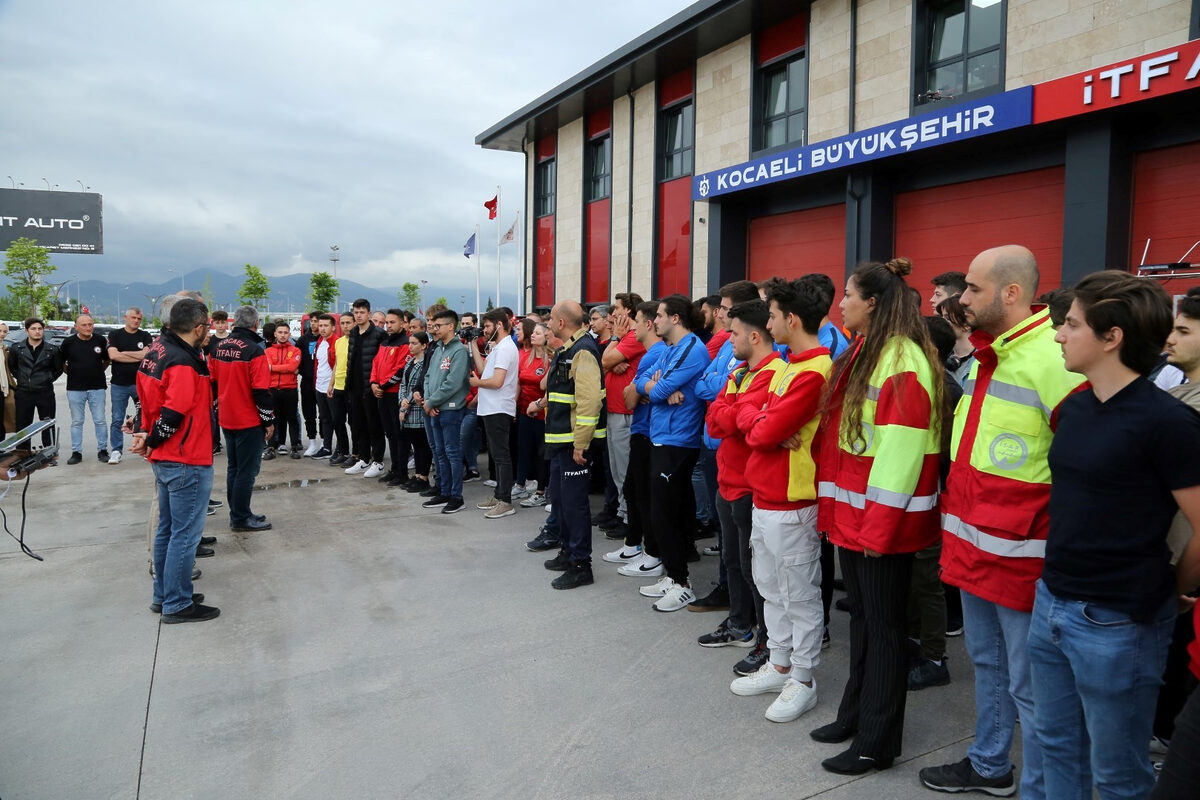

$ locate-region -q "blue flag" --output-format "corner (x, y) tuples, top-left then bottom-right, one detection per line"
(463, 233), (476, 258)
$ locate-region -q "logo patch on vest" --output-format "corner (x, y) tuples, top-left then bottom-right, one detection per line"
(989, 433), (1029, 470)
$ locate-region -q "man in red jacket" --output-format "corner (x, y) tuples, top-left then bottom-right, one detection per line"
(133, 297), (220, 623)
(209, 306), (275, 533)
(370, 309), (410, 485)
(265, 321), (302, 458)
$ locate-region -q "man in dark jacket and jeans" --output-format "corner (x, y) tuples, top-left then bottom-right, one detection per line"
(8, 317), (62, 448)
(344, 298), (386, 475)
(209, 306), (274, 533)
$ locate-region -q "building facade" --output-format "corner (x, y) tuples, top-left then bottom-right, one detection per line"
(477, 0), (1200, 316)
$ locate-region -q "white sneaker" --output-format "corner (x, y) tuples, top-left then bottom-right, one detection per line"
(618, 555), (664, 578)
(303, 440), (321, 457)
(765, 678), (818, 723)
(730, 663), (791, 696)
(363, 462), (385, 478)
(108, 450), (122, 464)
(483, 478), (497, 488)
(407, 456), (416, 470)
(639, 576), (675, 597)
(344, 459), (369, 475)
(511, 484), (530, 500)
(602, 545), (643, 564)
(277, 445), (289, 454)
(544, 503), (552, 513)
(653, 582), (696, 612)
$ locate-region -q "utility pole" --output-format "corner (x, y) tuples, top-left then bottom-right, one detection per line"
(329, 245), (340, 313)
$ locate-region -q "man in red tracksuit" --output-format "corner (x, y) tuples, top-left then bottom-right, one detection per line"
(209, 306), (274, 533)
(133, 297), (220, 623)
(265, 323), (302, 458)
(369, 309), (411, 486)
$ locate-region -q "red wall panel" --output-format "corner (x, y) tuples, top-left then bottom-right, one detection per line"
(660, 67), (694, 107)
(748, 203), (847, 323)
(1131, 141), (1200, 299)
(585, 198), (611, 304)
(894, 167), (1066, 297)
(536, 215), (555, 307)
(536, 136), (556, 161)
(657, 178), (692, 297)
(587, 109), (611, 139)
(759, 13), (807, 64)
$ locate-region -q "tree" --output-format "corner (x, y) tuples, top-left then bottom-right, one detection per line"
(308, 271), (339, 312)
(237, 263), (270, 310)
(201, 272), (214, 309)
(399, 281), (422, 312)
(2, 237), (55, 316)
(434, 296), (448, 308)
(485, 297), (495, 311)
(0, 293), (30, 320)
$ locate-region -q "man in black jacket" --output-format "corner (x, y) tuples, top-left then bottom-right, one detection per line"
(296, 314), (320, 455)
(344, 298), (386, 474)
(8, 318), (62, 447)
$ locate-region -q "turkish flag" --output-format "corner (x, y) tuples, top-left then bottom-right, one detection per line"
(484, 195), (497, 219)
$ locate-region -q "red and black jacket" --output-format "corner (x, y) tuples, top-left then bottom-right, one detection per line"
(370, 331), (410, 394)
(209, 326), (274, 431)
(136, 329), (213, 466)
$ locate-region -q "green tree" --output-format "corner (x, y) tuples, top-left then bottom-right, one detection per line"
(434, 296), (448, 308)
(485, 297), (495, 311)
(308, 271), (339, 312)
(0, 293), (30, 320)
(399, 281), (422, 312)
(237, 263), (270, 310)
(2, 237), (55, 316)
(201, 272), (214, 309)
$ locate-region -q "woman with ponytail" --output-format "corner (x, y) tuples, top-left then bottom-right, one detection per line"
(809, 257), (945, 775)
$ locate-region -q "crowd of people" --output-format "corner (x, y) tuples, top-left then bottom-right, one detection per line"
(94, 241), (1200, 798)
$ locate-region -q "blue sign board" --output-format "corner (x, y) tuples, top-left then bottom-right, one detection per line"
(692, 86), (1034, 201)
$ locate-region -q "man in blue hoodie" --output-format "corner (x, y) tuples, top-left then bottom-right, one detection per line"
(633, 293), (712, 613)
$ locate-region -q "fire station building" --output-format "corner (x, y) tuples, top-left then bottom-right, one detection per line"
(476, 0), (1200, 315)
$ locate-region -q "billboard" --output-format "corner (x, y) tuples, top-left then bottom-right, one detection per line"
(0, 188), (103, 254)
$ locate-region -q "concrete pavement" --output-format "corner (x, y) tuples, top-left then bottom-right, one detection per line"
(0, 384), (991, 799)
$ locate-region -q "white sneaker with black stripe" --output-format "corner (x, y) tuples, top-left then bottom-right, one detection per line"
(603, 545), (643, 564)
(618, 554), (664, 578)
(653, 582), (696, 612)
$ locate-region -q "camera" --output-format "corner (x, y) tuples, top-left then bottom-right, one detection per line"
(458, 326), (481, 341)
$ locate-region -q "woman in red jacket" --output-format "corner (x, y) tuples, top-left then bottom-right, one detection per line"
(810, 258), (945, 775)
(264, 321), (302, 459)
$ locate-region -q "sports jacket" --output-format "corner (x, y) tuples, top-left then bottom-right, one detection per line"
(209, 326), (274, 431)
(136, 329), (213, 465)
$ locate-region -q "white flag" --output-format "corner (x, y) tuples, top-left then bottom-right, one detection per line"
(499, 217), (518, 245)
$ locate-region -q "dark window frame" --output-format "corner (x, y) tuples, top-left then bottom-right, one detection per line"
(534, 158), (556, 218)
(912, 0), (1007, 111)
(753, 49), (808, 154)
(585, 135), (611, 202)
(658, 100), (694, 182)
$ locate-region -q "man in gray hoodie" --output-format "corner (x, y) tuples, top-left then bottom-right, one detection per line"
(422, 308), (471, 514)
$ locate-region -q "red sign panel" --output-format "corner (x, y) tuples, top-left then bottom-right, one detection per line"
(1034, 38), (1200, 123)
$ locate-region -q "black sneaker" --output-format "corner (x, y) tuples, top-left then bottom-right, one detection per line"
(603, 522), (628, 540)
(208, 499), (223, 508)
(66, 452), (83, 465)
(463, 469), (481, 482)
(693, 518), (720, 540)
(526, 528), (561, 552)
(591, 510), (617, 527)
(544, 551), (571, 571)
(919, 757), (1015, 797)
(200, 535), (217, 545)
(421, 495), (450, 508)
(440, 498), (465, 514)
(387, 476), (407, 487)
(698, 620), (754, 648)
(97, 449), (109, 462)
(289, 450), (302, 459)
(161, 602), (221, 624)
(206, 505), (217, 516)
(195, 545), (214, 558)
(150, 592), (204, 614)
(262, 449), (276, 461)
(734, 641), (769, 676)
(311, 447), (332, 459)
(822, 626), (831, 649)
(329, 453), (347, 467)
(946, 616), (965, 637)
(687, 584), (730, 612)
(908, 657), (951, 691)
(419, 486), (441, 498)
(406, 478), (430, 493)
(551, 562), (594, 589)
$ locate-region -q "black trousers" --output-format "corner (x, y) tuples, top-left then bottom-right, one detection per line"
(481, 413), (513, 503)
(403, 425), (432, 477)
(325, 389), (349, 455)
(549, 448), (592, 564)
(378, 393), (405, 477)
(835, 546), (914, 760)
(300, 378), (317, 439)
(622, 433), (656, 554)
(269, 388), (300, 449)
(347, 384), (384, 464)
(1151, 675), (1200, 800)
(821, 535), (835, 627)
(15, 386), (55, 447)
(650, 444), (699, 586)
(716, 492), (763, 637)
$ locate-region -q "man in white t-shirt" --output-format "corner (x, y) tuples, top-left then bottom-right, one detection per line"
(470, 308), (520, 519)
(310, 314), (337, 459)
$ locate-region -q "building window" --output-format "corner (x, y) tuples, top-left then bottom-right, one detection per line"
(535, 158), (556, 217)
(660, 102), (693, 181)
(918, 0), (1004, 105)
(758, 53), (807, 151)
(586, 136), (611, 201)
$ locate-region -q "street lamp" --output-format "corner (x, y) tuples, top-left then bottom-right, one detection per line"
(116, 285), (129, 320)
(41, 178), (49, 190)
(420, 279), (428, 312)
(329, 244), (340, 312)
(6, 176), (14, 189)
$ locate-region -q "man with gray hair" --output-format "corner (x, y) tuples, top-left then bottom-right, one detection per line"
(106, 306), (154, 464)
(60, 313), (109, 464)
(209, 305), (274, 533)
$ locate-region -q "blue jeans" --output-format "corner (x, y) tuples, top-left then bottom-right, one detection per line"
(1028, 580), (1175, 800)
(424, 414), (438, 491)
(223, 426), (264, 526)
(431, 408), (464, 500)
(67, 389), (107, 454)
(691, 447), (718, 524)
(151, 461), (214, 614)
(460, 405), (481, 473)
(109, 383), (138, 452)
(961, 588), (1044, 799)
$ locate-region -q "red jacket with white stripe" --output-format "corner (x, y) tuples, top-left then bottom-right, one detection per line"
(939, 309), (1086, 612)
(136, 329), (213, 465)
(704, 351), (782, 502)
(370, 332), (410, 394)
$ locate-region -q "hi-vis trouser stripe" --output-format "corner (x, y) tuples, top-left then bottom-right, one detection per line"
(817, 481), (937, 512)
(942, 513), (1046, 559)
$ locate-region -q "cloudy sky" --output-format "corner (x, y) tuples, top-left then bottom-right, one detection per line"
(1, 0), (689, 309)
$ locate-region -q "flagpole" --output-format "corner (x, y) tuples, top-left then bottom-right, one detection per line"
(517, 210), (524, 316)
(474, 223), (481, 317)
(495, 185), (502, 312)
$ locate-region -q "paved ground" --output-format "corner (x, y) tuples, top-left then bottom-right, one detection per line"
(0, 383), (993, 799)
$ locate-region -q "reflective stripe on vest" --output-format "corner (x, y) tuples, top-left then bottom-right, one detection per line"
(943, 513), (1046, 559)
(818, 481), (937, 512)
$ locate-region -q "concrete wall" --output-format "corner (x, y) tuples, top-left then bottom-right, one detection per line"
(852, 0), (913, 131)
(693, 35), (753, 293)
(809, 0), (853, 143)
(629, 82), (657, 299)
(610, 94), (632, 294)
(1007, 0), (1192, 86)
(554, 118), (584, 302)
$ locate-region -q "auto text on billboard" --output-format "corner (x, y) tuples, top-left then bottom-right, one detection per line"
(0, 189), (104, 254)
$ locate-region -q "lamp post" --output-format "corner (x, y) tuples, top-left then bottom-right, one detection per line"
(41, 178), (49, 190)
(329, 245), (340, 313)
(116, 285), (129, 321)
(420, 279), (428, 313)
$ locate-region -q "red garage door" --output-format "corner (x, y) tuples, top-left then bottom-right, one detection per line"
(1131, 141), (1200, 303)
(748, 203), (847, 322)
(894, 167), (1065, 299)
